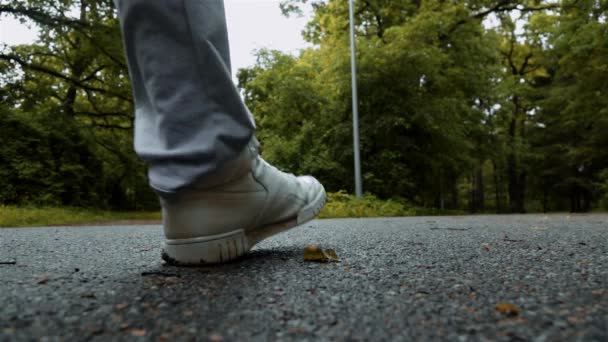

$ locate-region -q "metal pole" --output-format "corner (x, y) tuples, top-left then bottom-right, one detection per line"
(349, 0), (363, 198)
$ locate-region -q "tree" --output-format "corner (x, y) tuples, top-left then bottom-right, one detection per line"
(532, 0), (608, 211)
(2, 0), (607, 213)
(0, 0), (157, 209)
(242, 0), (502, 208)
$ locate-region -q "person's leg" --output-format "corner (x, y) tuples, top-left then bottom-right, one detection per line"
(114, 0), (255, 194)
(115, 0), (326, 265)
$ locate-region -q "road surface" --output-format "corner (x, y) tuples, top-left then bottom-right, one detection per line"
(1, 215), (606, 341)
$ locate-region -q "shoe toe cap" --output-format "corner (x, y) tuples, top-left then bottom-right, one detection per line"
(297, 175), (325, 199)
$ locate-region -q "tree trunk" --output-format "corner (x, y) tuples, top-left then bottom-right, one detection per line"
(570, 190), (580, 213)
(62, 0), (89, 118)
(476, 161), (484, 212)
(439, 174), (445, 210)
(470, 163), (485, 213)
(507, 95), (526, 213)
(492, 159), (501, 213)
(451, 177), (459, 210)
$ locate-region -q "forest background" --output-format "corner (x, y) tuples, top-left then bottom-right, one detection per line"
(1, 0), (607, 215)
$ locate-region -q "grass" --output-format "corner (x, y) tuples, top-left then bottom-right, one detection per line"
(0, 205), (160, 228)
(1, 191), (452, 228)
(318, 191), (416, 218)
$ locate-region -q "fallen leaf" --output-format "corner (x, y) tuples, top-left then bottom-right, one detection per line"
(130, 329), (146, 337)
(323, 249), (340, 262)
(88, 326), (104, 335)
(209, 333), (223, 342)
(34, 273), (50, 285)
(567, 316), (583, 324)
(115, 303), (128, 311)
(303, 245), (341, 263)
(304, 245), (326, 261)
(288, 327), (307, 334)
(495, 302), (520, 317)
(159, 333), (172, 341)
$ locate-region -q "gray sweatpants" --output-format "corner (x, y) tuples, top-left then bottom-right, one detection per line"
(114, 0), (255, 194)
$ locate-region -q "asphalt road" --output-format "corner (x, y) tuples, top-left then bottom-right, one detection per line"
(1, 215), (606, 341)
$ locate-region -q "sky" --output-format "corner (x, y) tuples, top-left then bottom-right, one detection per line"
(0, 0), (312, 77)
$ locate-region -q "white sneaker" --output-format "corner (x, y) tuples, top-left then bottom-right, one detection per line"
(160, 140), (326, 265)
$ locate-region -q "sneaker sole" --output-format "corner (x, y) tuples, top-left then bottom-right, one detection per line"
(162, 187), (326, 266)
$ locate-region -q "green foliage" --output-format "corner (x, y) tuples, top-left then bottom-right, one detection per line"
(0, 205), (160, 228)
(243, 0), (608, 213)
(319, 191), (415, 218)
(243, 0), (500, 207)
(0, 108), (104, 206)
(525, 0), (608, 212)
(0, 0), (158, 210)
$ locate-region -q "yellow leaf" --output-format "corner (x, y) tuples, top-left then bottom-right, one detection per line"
(495, 302), (520, 317)
(304, 245), (326, 261)
(130, 329), (146, 337)
(322, 248), (341, 262)
(115, 303), (128, 311)
(303, 245), (340, 263)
